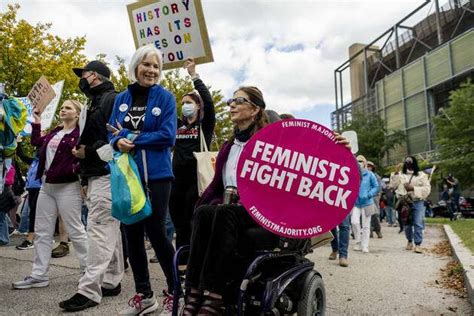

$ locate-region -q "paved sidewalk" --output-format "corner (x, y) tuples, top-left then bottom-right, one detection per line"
(309, 223), (473, 315)
(0, 224), (472, 315)
(0, 236), (168, 315)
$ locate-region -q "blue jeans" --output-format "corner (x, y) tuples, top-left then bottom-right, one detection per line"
(0, 212), (10, 245)
(404, 200), (425, 245)
(18, 198), (30, 234)
(330, 213), (351, 258)
(385, 206), (395, 225)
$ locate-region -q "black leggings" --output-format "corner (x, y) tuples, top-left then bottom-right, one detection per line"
(185, 204), (259, 295)
(124, 179), (175, 295)
(169, 172), (198, 250)
(27, 188), (40, 233)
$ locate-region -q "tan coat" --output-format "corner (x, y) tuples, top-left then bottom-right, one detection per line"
(389, 172), (431, 201)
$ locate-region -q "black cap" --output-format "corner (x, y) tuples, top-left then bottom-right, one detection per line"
(73, 60), (111, 79)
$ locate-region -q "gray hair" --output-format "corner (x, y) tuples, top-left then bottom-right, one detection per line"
(128, 44), (163, 83)
(95, 73), (110, 83)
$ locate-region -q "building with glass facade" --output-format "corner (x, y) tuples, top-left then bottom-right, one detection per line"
(331, 0), (473, 165)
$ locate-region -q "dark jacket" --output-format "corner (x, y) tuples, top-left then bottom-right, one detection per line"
(197, 141), (233, 206)
(78, 81), (117, 181)
(31, 123), (80, 184)
(173, 78), (216, 170)
(16, 144), (41, 189)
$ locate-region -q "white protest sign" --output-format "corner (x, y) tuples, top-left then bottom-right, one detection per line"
(341, 130), (358, 154)
(27, 76), (56, 113)
(78, 103), (87, 136)
(41, 80), (64, 130)
(20, 80), (64, 135)
(127, 0), (213, 70)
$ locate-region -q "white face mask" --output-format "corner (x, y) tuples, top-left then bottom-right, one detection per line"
(182, 102), (197, 118)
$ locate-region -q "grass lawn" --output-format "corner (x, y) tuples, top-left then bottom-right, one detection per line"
(426, 217), (474, 253)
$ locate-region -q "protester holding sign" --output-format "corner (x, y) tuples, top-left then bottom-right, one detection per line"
(389, 156), (431, 254)
(108, 44), (177, 315)
(182, 86), (351, 315)
(169, 58), (215, 250)
(60, 60), (124, 313)
(351, 155), (379, 254)
(12, 100), (88, 290)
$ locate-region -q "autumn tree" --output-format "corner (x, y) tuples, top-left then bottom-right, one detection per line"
(0, 4), (89, 166)
(110, 56), (130, 93)
(0, 4), (87, 99)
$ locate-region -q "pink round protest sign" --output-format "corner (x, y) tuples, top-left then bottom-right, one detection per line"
(237, 119), (360, 238)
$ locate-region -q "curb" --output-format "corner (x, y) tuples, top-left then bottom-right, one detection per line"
(443, 224), (474, 305)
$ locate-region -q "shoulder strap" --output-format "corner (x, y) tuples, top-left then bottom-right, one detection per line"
(141, 149), (149, 197)
(408, 174), (414, 184)
(199, 127), (208, 152)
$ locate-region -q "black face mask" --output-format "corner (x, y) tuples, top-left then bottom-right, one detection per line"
(405, 162), (414, 169)
(235, 124), (255, 142)
(79, 77), (92, 97)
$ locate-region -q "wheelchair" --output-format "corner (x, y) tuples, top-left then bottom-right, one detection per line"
(171, 226), (329, 316)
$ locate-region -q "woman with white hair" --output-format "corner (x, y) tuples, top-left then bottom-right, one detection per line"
(108, 44), (177, 315)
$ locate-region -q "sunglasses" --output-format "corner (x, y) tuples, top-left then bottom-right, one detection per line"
(226, 97), (257, 107)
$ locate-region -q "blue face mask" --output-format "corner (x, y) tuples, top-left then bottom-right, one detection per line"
(182, 102), (197, 118)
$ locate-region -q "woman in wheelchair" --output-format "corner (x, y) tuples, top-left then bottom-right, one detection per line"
(182, 86), (267, 315)
(182, 86), (350, 315)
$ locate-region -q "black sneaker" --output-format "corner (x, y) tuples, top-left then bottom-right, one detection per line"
(59, 293), (98, 311)
(101, 283), (121, 297)
(16, 240), (34, 250)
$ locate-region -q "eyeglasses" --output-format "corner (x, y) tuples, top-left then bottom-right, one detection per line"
(226, 97), (257, 107)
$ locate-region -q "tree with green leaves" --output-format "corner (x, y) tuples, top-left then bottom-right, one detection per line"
(434, 80), (474, 187)
(0, 4), (88, 168)
(0, 4), (87, 99)
(342, 110), (405, 173)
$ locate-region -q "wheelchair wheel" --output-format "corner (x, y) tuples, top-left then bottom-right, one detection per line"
(297, 273), (325, 316)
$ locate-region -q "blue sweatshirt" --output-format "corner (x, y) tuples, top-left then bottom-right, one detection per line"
(355, 169), (379, 207)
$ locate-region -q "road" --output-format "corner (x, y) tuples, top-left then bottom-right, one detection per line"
(0, 223), (472, 315)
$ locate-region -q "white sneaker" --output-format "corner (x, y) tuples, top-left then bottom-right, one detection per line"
(362, 248), (369, 253)
(353, 244), (361, 251)
(9, 229), (20, 237)
(12, 276), (49, 289)
(159, 292), (183, 316)
(120, 293), (159, 315)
